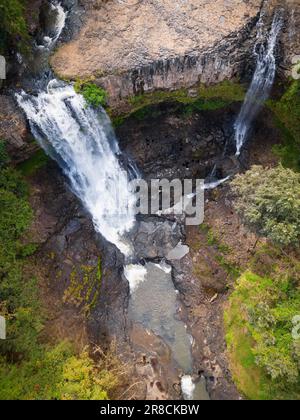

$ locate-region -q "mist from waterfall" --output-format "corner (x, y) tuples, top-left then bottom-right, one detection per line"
(16, 81), (137, 255)
(234, 9), (283, 156)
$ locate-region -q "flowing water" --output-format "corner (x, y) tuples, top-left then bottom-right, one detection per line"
(17, 81), (137, 255)
(234, 9), (283, 156)
(14, 0), (240, 400)
(37, 0), (67, 49)
(124, 261), (210, 400)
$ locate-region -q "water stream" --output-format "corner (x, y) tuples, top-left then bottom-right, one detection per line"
(14, 0), (281, 401)
(234, 8), (283, 155)
(17, 81), (137, 256)
(16, 0), (208, 399)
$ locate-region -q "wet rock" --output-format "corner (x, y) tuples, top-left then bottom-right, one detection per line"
(117, 104), (236, 181)
(130, 218), (182, 261)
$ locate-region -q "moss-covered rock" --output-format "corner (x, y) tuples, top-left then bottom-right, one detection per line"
(108, 81), (245, 127)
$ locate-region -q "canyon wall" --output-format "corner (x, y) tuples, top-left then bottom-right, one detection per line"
(51, 0), (263, 105)
(51, 0), (300, 108)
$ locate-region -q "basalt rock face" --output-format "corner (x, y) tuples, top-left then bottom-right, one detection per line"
(258, 0), (300, 78)
(51, 0), (263, 107)
(116, 103), (238, 181)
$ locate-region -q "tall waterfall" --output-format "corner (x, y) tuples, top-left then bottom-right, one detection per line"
(16, 81), (137, 255)
(234, 9), (283, 156)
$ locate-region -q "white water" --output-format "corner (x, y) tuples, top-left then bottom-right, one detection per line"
(181, 375), (196, 400)
(16, 81), (137, 255)
(36, 1), (67, 49)
(50, 1), (67, 45)
(234, 9), (283, 155)
(124, 264), (147, 292)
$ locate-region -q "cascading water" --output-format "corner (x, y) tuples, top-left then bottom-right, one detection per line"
(15, 0), (212, 400)
(234, 9), (283, 156)
(39, 1), (67, 48)
(17, 81), (137, 255)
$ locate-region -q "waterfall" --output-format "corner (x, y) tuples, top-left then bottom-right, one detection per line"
(16, 81), (137, 255)
(181, 376), (196, 401)
(37, 0), (67, 49)
(234, 9), (283, 156)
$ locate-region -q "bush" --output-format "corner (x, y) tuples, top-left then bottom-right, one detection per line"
(268, 80), (300, 171)
(74, 80), (107, 108)
(225, 269), (300, 400)
(0, 0), (30, 54)
(0, 342), (120, 400)
(231, 165), (300, 247)
(0, 162), (125, 400)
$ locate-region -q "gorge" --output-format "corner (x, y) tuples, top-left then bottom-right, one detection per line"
(0, 0), (300, 401)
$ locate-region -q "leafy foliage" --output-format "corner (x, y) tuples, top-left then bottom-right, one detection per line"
(74, 80), (107, 107)
(0, 149), (122, 400)
(268, 80), (300, 171)
(0, 342), (121, 400)
(225, 268), (300, 400)
(231, 165), (300, 247)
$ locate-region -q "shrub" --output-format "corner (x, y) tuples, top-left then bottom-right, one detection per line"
(74, 80), (107, 107)
(268, 80), (300, 171)
(225, 270), (300, 399)
(231, 165), (300, 247)
(0, 0), (30, 54)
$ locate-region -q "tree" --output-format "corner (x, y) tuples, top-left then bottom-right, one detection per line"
(231, 165), (300, 247)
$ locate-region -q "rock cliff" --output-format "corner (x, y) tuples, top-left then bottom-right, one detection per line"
(51, 0), (300, 108)
(51, 0), (263, 105)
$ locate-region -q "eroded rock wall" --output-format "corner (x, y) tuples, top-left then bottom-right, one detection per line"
(50, 0), (300, 108)
(51, 0), (263, 105)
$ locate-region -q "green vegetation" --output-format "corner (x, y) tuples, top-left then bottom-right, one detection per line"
(225, 266), (300, 400)
(226, 164), (300, 399)
(18, 149), (49, 177)
(63, 260), (102, 316)
(0, 0), (30, 55)
(0, 145), (124, 400)
(0, 140), (9, 168)
(74, 79), (107, 108)
(268, 80), (300, 171)
(109, 81), (245, 126)
(0, 341), (125, 400)
(200, 223), (240, 280)
(231, 165), (300, 247)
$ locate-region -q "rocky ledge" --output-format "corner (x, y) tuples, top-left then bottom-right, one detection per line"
(51, 0), (300, 108)
(51, 0), (263, 105)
